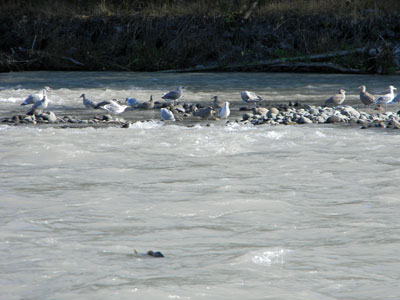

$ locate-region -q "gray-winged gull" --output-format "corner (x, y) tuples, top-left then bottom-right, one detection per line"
(21, 86), (51, 106)
(359, 85), (375, 108)
(218, 102), (230, 119)
(26, 94), (49, 115)
(212, 96), (224, 109)
(375, 86), (397, 105)
(160, 108), (176, 121)
(324, 89), (346, 107)
(80, 93), (97, 109)
(100, 100), (129, 115)
(162, 86), (184, 105)
(241, 91), (263, 107)
(390, 93), (400, 104)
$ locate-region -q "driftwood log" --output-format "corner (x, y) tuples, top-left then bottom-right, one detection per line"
(161, 47), (367, 74)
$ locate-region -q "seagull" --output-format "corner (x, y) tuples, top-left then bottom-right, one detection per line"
(162, 86), (184, 105)
(26, 94), (49, 115)
(95, 99), (122, 109)
(194, 106), (214, 119)
(80, 93), (97, 109)
(212, 96), (224, 109)
(324, 89), (346, 107)
(100, 100), (129, 115)
(389, 93), (400, 104)
(137, 95), (154, 109)
(160, 108), (176, 121)
(218, 102), (230, 119)
(359, 85), (375, 108)
(375, 85), (397, 105)
(20, 86), (51, 106)
(241, 91), (263, 107)
(126, 97), (139, 108)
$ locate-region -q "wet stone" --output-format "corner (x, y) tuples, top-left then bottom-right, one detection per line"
(326, 115), (340, 123)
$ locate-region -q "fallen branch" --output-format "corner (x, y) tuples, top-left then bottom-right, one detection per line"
(160, 47), (367, 73)
(59, 56), (84, 66)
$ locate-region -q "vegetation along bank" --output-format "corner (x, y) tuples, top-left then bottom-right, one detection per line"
(1, 0), (400, 74)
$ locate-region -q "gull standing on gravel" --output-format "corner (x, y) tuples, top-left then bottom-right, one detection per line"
(26, 94), (49, 115)
(100, 100), (129, 115)
(80, 93), (97, 109)
(125, 97), (139, 108)
(218, 102), (230, 119)
(324, 89), (346, 107)
(20, 86), (51, 106)
(212, 96), (224, 109)
(359, 85), (375, 108)
(241, 91), (263, 107)
(162, 86), (184, 105)
(160, 108), (176, 121)
(375, 85), (397, 105)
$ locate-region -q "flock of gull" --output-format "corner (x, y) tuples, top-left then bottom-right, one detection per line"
(18, 84), (400, 122)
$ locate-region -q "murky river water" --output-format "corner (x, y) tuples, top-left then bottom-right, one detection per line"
(1, 72), (400, 299)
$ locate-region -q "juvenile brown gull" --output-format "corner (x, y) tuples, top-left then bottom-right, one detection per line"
(137, 95), (154, 109)
(212, 96), (224, 109)
(359, 85), (375, 108)
(324, 89), (346, 107)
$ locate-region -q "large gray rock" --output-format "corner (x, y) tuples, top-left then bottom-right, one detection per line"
(298, 116), (313, 124)
(326, 115), (340, 123)
(341, 106), (360, 119)
(41, 111), (57, 123)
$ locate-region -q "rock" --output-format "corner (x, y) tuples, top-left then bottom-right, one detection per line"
(23, 115), (35, 123)
(103, 115), (113, 121)
(41, 111), (57, 123)
(326, 115), (340, 123)
(269, 107), (279, 115)
(253, 107), (268, 116)
(68, 117), (78, 123)
(242, 113), (254, 121)
(298, 116), (313, 124)
(341, 106), (360, 119)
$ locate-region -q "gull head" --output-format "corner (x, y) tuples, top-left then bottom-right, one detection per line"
(80, 93), (85, 98)
(358, 85), (366, 92)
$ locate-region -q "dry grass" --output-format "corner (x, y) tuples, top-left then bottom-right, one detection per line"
(1, 0), (400, 17)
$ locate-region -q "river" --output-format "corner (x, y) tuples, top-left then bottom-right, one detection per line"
(1, 71), (400, 299)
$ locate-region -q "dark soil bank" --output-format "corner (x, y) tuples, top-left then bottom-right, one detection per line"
(1, 12), (400, 73)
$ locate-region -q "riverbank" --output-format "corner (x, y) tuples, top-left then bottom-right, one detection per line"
(1, 0), (400, 74)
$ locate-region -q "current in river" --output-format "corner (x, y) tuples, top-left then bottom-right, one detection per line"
(1, 71), (400, 299)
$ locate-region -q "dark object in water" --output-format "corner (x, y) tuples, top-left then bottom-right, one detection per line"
(147, 250), (164, 258)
